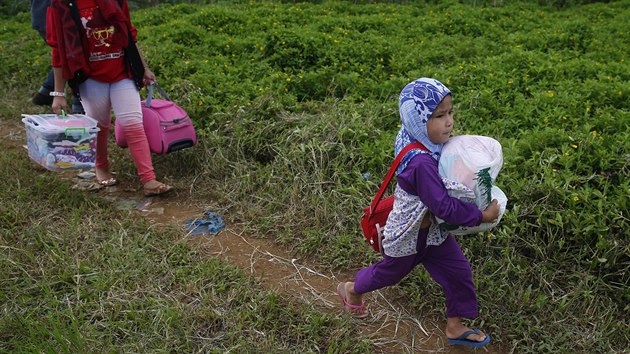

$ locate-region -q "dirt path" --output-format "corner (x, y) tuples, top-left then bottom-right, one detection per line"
(2, 117), (503, 353)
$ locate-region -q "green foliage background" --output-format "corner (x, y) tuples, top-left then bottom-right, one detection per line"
(1, 0), (629, 352)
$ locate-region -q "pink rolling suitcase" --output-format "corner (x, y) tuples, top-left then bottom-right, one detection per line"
(115, 82), (197, 155)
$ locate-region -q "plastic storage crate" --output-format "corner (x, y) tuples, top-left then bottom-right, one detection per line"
(22, 114), (100, 171)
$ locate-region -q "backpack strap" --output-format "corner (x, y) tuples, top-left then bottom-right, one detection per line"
(113, 0), (146, 90)
(368, 141), (428, 216)
(65, 0), (89, 90)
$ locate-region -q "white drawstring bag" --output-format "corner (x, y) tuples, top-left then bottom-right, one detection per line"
(437, 135), (508, 235)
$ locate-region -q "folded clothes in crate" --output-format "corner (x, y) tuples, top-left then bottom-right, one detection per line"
(21, 114), (100, 171)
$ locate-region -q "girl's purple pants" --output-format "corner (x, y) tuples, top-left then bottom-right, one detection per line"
(353, 231), (478, 319)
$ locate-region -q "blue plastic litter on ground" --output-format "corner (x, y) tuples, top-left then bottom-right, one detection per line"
(184, 211), (225, 235)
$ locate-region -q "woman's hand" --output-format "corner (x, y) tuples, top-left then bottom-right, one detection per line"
(51, 96), (67, 115)
(481, 199), (500, 223)
(142, 67), (156, 86)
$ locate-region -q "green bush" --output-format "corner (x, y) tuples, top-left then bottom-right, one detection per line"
(2, 1), (628, 352)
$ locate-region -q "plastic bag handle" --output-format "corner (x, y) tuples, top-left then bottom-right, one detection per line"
(368, 141), (428, 216)
(145, 82), (171, 108)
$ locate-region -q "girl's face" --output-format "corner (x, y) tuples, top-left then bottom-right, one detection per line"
(426, 94), (454, 144)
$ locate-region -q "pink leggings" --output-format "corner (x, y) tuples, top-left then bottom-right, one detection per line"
(79, 78), (155, 183)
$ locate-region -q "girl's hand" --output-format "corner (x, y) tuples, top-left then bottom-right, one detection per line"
(142, 68), (156, 86)
(481, 199), (500, 223)
(51, 96), (67, 116)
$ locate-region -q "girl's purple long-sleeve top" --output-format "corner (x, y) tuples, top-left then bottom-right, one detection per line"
(398, 154), (483, 227)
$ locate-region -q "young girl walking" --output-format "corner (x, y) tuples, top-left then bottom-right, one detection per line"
(47, 0), (172, 197)
(337, 78), (500, 348)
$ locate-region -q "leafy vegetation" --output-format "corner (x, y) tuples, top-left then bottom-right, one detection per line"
(1, 0), (629, 353)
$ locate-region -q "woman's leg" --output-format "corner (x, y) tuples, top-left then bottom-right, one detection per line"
(109, 79), (156, 184)
(79, 79), (114, 181)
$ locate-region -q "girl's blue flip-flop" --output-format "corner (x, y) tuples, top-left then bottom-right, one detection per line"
(447, 329), (491, 347)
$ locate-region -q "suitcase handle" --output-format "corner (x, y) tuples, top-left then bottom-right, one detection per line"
(145, 82), (172, 108)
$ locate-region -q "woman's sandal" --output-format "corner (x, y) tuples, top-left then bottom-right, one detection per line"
(143, 182), (173, 197)
(95, 170), (118, 186)
(97, 177), (118, 187)
(336, 282), (368, 318)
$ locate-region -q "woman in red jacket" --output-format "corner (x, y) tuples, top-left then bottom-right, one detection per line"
(47, 0), (172, 197)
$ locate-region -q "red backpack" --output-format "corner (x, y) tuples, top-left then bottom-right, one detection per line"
(360, 142), (428, 253)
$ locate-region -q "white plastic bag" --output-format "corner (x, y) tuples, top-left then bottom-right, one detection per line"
(437, 135), (508, 235)
(438, 185), (508, 235)
(439, 135), (504, 209)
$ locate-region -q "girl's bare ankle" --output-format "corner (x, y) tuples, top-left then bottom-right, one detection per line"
(345, 282), (362, 305)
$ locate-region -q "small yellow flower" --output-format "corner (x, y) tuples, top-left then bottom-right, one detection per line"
(573, 195), (579, 202)
(591, 131), (597, 136)
(547, 91), (554, 97)
(571, 144), (578, 149)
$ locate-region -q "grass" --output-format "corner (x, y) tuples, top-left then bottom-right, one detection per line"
(0, 150), (371, 352)
(1, 0), (629, 352)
